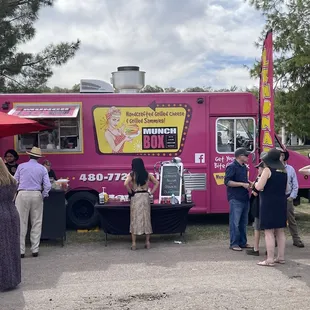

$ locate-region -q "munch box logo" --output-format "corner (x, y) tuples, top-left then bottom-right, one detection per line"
(142, 127), (178, 150)
(93, 101), (192, 156)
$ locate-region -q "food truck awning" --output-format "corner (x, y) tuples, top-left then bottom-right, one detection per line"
(0, 111), (49, 138)
(8, 104), (80, 119)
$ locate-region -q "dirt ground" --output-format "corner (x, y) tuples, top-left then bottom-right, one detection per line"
(2, 234), (310, 310)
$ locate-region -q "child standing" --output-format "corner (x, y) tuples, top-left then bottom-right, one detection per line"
(246, 161), (264, 256)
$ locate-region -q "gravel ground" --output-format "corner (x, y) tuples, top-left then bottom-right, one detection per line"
(1, 236), (310, 310)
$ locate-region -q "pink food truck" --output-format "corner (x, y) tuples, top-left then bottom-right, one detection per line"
(0, 66), (309, 229)
(1, 33), (310, 230)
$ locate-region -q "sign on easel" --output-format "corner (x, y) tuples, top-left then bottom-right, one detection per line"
(159, 162), (183, 204)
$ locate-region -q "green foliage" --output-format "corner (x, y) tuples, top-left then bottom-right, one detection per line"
(247, 0), (310, 137)
(0, 0), (80, 92)
(140, 85), (164, 93)
(247, 0), (310, 88)
(274, 88), (310, 138)
(41, 84), (80, 93)
(140, 85), (243, 93)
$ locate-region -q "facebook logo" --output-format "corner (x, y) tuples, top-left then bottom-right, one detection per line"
(195, 153), (205, 164)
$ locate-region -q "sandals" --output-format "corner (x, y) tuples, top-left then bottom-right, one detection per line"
(257, 260), (275, 267)
(231, 246), (242, 251)
(131, 245), (136, 251)
(274, 258), (285, 264)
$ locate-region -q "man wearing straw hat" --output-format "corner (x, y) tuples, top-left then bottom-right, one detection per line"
(14, 147), (51, 258)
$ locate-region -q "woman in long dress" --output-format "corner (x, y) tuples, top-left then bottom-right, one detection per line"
(253, 148), (288, 267)
(124, 158), (159, 250)
(0, 157), (21, 291)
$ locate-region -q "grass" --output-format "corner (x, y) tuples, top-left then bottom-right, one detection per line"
(295, 148), (310, 157)
(41, 147), (310, 247)
(49, 201), (309, 246)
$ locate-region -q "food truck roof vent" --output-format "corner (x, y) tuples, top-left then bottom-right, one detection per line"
(79, 79), (114, 93)
(111, 66), (145, 93)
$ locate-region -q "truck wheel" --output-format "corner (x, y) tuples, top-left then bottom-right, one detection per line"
(66, 192), (99, 229)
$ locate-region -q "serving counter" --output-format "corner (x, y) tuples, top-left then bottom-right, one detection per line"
(95, 202), (195, 246)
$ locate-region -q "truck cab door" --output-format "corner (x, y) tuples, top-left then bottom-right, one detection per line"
(209, 117), (257, 213)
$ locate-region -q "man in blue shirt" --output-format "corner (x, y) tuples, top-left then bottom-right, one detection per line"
(224, 147), (252, 251)
(280, 149), (304, 248)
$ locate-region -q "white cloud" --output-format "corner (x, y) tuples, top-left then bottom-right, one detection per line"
(20, 0), (265, 90)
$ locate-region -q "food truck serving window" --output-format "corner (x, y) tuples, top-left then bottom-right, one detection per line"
(216, 118), (255, 154)
(9, 103), (83, 154)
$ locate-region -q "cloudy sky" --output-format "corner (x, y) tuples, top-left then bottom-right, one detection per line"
(22, 0), (266, 90)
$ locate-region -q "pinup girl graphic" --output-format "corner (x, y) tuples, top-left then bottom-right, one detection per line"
(104, 107), (132, 153)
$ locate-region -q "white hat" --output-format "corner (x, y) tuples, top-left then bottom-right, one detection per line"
(26, 147), (43, 158)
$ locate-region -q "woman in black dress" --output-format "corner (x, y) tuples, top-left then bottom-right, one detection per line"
(0, 157), (21, 291)
(253, 148), (288, 267)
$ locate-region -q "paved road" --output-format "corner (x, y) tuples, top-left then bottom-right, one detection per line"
(1, 237), (310, 310)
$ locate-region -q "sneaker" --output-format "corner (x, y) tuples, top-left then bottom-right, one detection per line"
(293, 241), (305, 248)
(246, 248), (259, 256)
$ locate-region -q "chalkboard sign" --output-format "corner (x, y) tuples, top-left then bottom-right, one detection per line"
(159, 163), (183, 204)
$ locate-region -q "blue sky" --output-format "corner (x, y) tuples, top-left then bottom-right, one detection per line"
(20, 0), (266, 90)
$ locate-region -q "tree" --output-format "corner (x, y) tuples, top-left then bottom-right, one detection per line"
(183, 86), (211, 92)
(0, 0), (80, 93)
(140, 85), (245, 93)
(247, 0), (310, 88)
(140, 85), (164, 93)
(164, 87), (181, 93)
(274, 88), (310, 138)
(247, 0), (310, 137)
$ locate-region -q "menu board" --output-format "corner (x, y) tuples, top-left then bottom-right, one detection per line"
(159, 163), (183, 204)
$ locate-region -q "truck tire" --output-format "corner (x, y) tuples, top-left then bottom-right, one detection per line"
(66, 192), (99, 229)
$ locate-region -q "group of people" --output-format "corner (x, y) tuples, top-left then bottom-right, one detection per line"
(4, 149), (57, 180)
(225, 147), (305, 267)
(0, 153), (158, 292)
(0, 147), (52, 291)
(1, 145), (308, 291)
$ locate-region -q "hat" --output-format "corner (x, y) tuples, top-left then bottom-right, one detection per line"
(261, 148), (285, 170)
(255, 161), (264, 168)
(235, 147), (251, 158)
(4, 149), (19, 161)
(26, 147), (43, 158)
